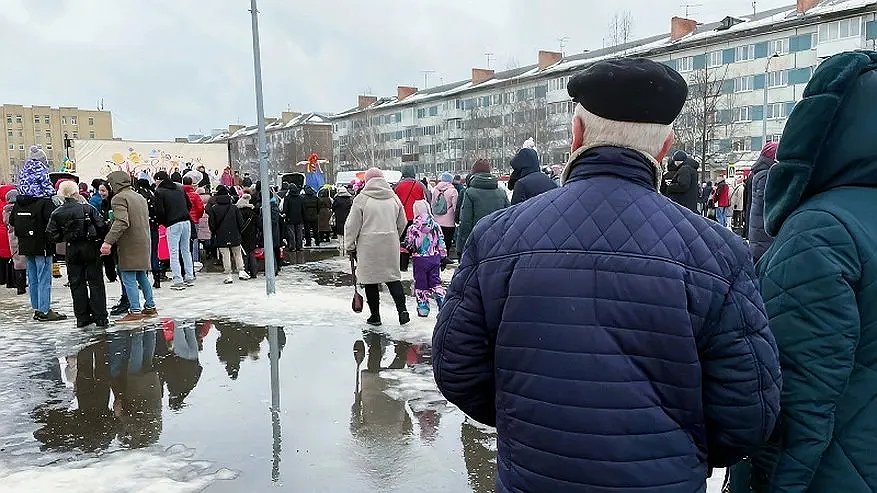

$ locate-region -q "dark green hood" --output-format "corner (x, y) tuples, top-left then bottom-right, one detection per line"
(107, 171), (132, 194)
(765, 51), (877, 236)
(468, 173), (498, 190)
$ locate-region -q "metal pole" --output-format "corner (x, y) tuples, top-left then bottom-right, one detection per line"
(762, 62), (769, 146)
(249, 0), (276, 295)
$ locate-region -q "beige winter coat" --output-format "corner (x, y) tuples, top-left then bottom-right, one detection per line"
(105, 171), (152, 272)
(344, 178), (407, 285)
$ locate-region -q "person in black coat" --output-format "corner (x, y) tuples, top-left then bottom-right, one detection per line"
(663, 150), (700, 213)
(282, 184), (305, 252)
(45, 181), (108, 327)
(332, 187), (353, 239)
(236, 194), (259, 279)
(508, 147), (558, 205)
(208, 186), (246, 284)
(301, 186), (321, 247)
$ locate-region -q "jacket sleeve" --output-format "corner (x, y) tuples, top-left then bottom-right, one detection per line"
(45, 210), (62, 243)
(208, 205), (217, 233)
(699, 259), (781, 468)
(395, 199), (407, 237)
(433, 237), (495, 426)
(90, 203), (107, 237)
(343, 198), (363, 254)
(154, 192), (166, 225)
(758, 211), (860, 491)
(666, 165), (693, 194)
(457, 192), (475, 249)
(104, 197), (130, 245)
(510, 182), (525, 205)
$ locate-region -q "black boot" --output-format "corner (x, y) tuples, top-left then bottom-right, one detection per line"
(14, 270), (26, 295)
(152, 271), (161, 289)
(386, 281), (410, 325)
(365, 285), (381, 326)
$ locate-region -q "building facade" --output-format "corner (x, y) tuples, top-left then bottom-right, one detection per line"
(330, 0), (877, 177)
(224, 112), (334, 182)
(1, 104), (113, 181)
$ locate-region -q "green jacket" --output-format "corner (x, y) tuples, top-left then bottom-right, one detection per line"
(732, 51), (877, 493)
(457, 173), (509, 251)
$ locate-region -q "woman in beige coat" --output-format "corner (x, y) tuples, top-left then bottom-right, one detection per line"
(344, 168), (409, 326)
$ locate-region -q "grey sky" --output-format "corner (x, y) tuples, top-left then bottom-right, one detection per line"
(1, 0), (793, 140)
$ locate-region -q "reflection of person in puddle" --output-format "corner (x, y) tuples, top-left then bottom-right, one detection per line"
(107, 328), (162, 448)
(32, 338), (116, 452)
(461, 421), (497, 493)
(214, 323), (285, 380)
(156, 319), (204, 410)
(350, 332), (413, 473)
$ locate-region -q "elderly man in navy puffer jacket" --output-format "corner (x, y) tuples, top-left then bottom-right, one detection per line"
(433, 58), (781, 493)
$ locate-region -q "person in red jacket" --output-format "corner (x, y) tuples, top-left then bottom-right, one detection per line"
(0, 184), (14, 287)
(394, 164), (429, 271)
(710, 176), (732, 228)
(182, 176), (205, 268)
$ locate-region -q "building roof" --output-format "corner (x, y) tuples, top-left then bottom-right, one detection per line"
(330, 0), (876, 119)
(225, 112), (331, 140)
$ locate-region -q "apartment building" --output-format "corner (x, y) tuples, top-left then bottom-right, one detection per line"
(0, 105), (113, 181)
(330, 0), (877, 176)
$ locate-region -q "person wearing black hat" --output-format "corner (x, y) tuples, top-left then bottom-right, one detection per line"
(433, 57), (780, 493)
(662, 150), (701, 212)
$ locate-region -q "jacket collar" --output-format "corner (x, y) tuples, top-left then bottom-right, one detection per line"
(563, 146), (659, 191)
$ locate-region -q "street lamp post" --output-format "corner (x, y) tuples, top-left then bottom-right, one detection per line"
(763, 53), (780, 146)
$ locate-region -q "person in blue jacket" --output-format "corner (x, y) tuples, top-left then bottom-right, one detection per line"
(432, 58), (782, 493)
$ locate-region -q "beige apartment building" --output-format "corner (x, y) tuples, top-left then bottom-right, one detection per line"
(0, 104), (113, 181)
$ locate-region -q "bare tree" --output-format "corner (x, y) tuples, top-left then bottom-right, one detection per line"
(607, 11), (634, 49)
(673, 63), (744, 180)
(345, 108), (380, 170)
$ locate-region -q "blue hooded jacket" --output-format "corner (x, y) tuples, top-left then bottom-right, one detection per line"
(434, 146), (781, 492)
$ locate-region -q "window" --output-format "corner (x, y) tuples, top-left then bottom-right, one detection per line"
(46, 143), (52, 150)
(819, 17), (861, 42)
(402, 142), (417, 155)
(734, 106), (752, 122)
(34, 115), (41, 124)
(734, 76), (754, 93)
(45, 130), (51, 139)
(5, 115), (11, 124)
(7, 144), (12, 151)
(62, 116), (67, 125)
(89, 131), (95, 139)
(44, 115), (50, 124)
(72, 132), (78, 139)
(768, 70), (789, 87)
(15, 115), (22, 124)
(767, 134), (782, 143)
(88, 117), (94, 126)
(767, 102), (787, 119)
(18, 144), (24, 151)
(769, 38), (789, 55)
(677, 56), (694, 73)
(6, 130), (10, 137)
(735, 45), (755, 61)
(707, 51), (723, 68)
(416, 108), (426, 118)
(428, 106), (438, 116)
(71, 116), (78, 125)
(732, 137), (752, 152)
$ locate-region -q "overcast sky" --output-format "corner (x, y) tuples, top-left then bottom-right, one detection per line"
(1, 0), (794, 140)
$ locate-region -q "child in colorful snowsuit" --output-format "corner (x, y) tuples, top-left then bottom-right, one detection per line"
(405, 199), (447, 317)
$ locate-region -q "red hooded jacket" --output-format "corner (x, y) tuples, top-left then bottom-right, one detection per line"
(0, 184), (14, 258)
(183, 185), (205, 223)
(394, 179), (427, 221)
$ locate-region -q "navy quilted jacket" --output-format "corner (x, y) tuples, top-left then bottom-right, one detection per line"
(433, 147), (781, 493)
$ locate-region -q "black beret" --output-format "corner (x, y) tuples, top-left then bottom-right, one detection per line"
(567, 58), (688, 125)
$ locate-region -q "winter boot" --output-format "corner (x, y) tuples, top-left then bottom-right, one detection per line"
(15, 270), (26, 295)
(399, 311), (411, 325)
(416, 301), (430, 318)
(366, 298), (381, 326)
(434, 295), (445, 310)
(152, 271), (162, 289)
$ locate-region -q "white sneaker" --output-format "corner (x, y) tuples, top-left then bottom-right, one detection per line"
(194, 261), (204, 272)
(238, 270), (251, 280)
(224, 276), (234, 284)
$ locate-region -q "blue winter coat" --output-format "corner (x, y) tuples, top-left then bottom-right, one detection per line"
(509, 147), (557, 205)
(433, 146), (781, 493)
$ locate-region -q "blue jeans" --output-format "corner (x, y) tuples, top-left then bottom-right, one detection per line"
(120, 270), (155, 313)
(173, 323), (199, 361)
(191, 223), (201, 264)
(25, 255), (53, 313)
(167, 221), (194, 284)
(149, 228), (161, 273)
(716, 206), (729, 227)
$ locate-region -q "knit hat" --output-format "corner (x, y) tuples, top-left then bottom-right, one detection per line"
(761, 141), (779, 161)
(440, 172), (453, 183)
(672, 150), (688, 162)
(28, 145), (48, 165)
(413, 199), (431, 218)
(471, 159), (490, 174)
(364, 167), (384, 182)
(6, 188), (18, 203)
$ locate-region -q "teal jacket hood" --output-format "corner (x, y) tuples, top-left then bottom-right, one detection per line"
(765, 50), (877, 236)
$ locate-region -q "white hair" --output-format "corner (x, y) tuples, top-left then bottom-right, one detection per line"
(575, 105), (673, 160)
(57, 180), (80, 199)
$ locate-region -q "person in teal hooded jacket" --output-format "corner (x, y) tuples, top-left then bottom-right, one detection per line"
(729, 50), (877, 492)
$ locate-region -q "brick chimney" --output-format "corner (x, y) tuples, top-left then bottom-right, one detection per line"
(228, 124), (244, 136)
(796, 0), (819, 13)
(397, 86), (418, 100)
(670, 16), (698, 41)
(471, 68), (495, 85)
(281, 111), (301, 123)
(358, 95), (378, 110)
(538, 50), (563, 70)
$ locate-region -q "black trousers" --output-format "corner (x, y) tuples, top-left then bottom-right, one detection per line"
(1, 258), (11, 287)
(304, 222), (320, 246)
(286, 223), (304, 251)
(363, 281), (407, 317)
(68, 259), (108, 324)
(440, 226), (456, 250)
